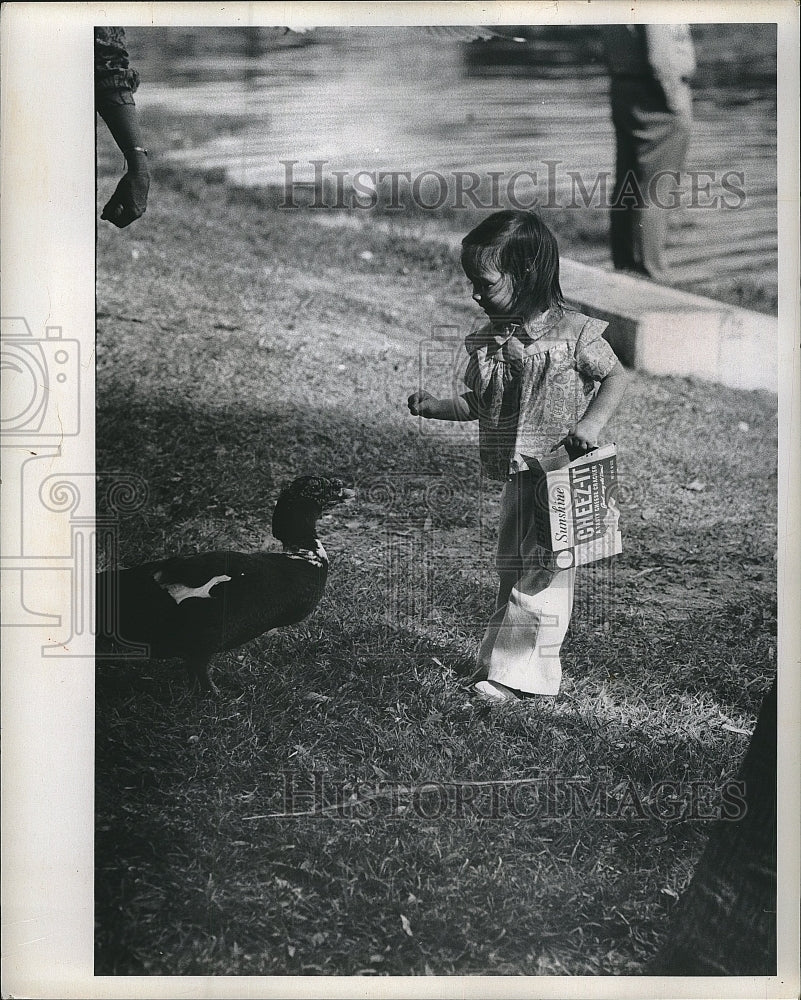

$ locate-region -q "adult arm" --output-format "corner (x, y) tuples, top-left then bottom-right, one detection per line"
(644, 24), (696, 115)
(95, 27), (150, 227)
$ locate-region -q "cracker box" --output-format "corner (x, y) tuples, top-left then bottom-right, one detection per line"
(528, 443), (622, 567)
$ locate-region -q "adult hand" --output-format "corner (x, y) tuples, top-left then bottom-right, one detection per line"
(101, 167), (150, 228)
(665, 82), (693, 119)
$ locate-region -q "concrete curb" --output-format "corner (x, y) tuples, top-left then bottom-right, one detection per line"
(562, 259), (777, 393)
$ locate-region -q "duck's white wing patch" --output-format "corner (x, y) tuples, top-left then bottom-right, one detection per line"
(155, 573), (232, 605)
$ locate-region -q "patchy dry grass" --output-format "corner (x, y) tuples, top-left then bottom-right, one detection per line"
(95, 169), (777, 976)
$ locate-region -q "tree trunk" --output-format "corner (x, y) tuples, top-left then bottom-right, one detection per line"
(650, 679), (777, 975)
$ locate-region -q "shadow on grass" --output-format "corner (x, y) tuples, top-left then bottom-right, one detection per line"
(95, 681), (200, 975)
(94, 604), (755, 975)
(96, 381), (774, 717)
(94, 619), (480, 974)
(97, 391), (481, 549)
(95, 385), (775, 975)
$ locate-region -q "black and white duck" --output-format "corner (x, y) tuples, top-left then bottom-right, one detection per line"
(96, 476), (355, 693)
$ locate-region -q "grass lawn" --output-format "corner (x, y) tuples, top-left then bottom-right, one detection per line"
(95, 168), (777, 976)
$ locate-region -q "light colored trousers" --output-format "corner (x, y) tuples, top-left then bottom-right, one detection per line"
(476, 472), (575, 695)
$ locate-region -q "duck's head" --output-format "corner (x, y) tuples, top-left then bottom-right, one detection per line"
(272, 476), (355, 545)
(281, 476), (356, 508)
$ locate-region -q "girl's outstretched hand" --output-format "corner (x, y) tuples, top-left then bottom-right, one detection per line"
(408, 391), (437, 417)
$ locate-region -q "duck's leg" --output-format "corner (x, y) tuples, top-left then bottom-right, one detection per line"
(185, 655), (219, 696)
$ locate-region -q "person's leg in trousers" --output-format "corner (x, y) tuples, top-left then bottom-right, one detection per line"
(629, 80), (691, 282)
(610, 78), (691, 283)
(635, 105), (691, 282)
(476, 472), (576, 696)
(470, 478), (520, 686)
(610, 84), (640, 273)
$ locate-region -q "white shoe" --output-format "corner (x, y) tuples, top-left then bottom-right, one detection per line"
(472, 680), (520, 703)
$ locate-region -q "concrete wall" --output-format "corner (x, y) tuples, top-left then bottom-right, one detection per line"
(562, 259), (777, 393)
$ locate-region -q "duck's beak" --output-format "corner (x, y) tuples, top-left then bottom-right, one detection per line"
(339, 488), (357, 503)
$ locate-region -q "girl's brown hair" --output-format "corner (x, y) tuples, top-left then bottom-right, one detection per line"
(461, 210), (564, 321)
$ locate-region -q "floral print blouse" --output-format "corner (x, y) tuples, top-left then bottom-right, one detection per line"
(463, 307), (619, 480)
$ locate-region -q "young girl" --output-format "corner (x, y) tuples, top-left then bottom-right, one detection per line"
(407, 210), (628, 701)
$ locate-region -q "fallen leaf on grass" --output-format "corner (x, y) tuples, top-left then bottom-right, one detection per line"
(681, 479), (705, 492)
(706, 717), (754, 736)
(720, 723), (753, 736)
(400, 914), (413, 936)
